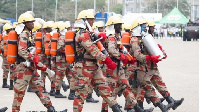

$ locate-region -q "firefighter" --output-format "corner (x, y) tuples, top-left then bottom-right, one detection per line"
(1, 23), (13, 89)
(11, 12), (63, 112)
(101, 16), (146, 112)
(129, 18), (173, 112)
(145, 20), (184, 110)
(72, 9), (122, 112)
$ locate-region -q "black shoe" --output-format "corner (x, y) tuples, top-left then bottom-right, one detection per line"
(111, 104), (122, 112)
(165, 95), (175, 105)
(86, 94), (99, 103)
(50, 87), (55, 96)
(47, 106), (56, 112)
(172, 98), (184, 110)
(127, 108), (135, 112)
(61, 109), (68, 112)
(62, 81), (69, 92)
(0, 107), (8, 112)
(27, 86), (34, 92)
(68, 90), (75, 100)
(156, 102), (173, 112)
(134, 104), (145, 112)
(138, 102), (154, 112)
(160, 98), (165, 102)
(55, 90), (66, 98)
(9, 80), (14, 90)
(2, 79), (9, 88)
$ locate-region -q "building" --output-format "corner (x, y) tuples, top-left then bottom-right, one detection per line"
(122, 0), (142, 15)
(188, 0), (199, 22)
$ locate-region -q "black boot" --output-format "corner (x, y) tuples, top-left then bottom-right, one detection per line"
(156, 102), (173, 112)
(55, 90), (66, 98)
(2, 79), (9, 88)
(47, 106), (56, 112)
(0, 107), (8, 112)
(27, 86), (34, 92)
(138, 102), (154, 112)
(134, 104), (145, 112)
(62, 81), (69, 92)
(111, 104), (122, 112)
(86, 93), (99, 103)
(68, 90), (75, 100)
(50, 87), (55, 96)
(9, 80), (14, 90)
(165, 96), (184, 110)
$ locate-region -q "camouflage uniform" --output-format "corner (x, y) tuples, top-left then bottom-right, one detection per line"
(129, 36), (161, 104)
(55, 34), (68, 91)
(1, 35), (11, 80)
(101, 35), (137, 111)
(73, 29), (117, 112)
(40, 30), (55, 89)
(12, 30), (52, 112)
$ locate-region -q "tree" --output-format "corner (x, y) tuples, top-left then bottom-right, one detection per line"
(143, 0), (190, 18)
(111, 4), (122, 14)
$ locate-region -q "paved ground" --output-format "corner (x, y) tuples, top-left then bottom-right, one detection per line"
(0, 38), (198, 112)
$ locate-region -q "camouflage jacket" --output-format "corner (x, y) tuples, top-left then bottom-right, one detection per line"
(105, 34), (121, 60)
(18, 30), (34, 61)
(74, 29), (106, 66)
(56, 34), (66, 63)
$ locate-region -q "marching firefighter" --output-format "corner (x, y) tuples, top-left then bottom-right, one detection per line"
(54, 21), (70, 98)
(129, 18), (173, 112)
(1, 23), (13, 89)
(145, 20), (184, 110)
(101, 15), (145, 112)
(11, 12), (67, 112)
(39, 21), (57, 95)
(72, 9), (122, 112)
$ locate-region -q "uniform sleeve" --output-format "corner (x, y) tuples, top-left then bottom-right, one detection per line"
(79, 32), (106, 61)
(107, 36), (121, 60)
(130, 37), (147, 63)
(18, 32), (31, 60)
(57, 35), (65, 53)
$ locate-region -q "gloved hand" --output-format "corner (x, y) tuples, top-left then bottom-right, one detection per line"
(33, 55), (40, 64)
(146, 55), (151, 61)
(130, 56), (137, 64)
(151, 55), (161, 63)
(158, 44), (163, 50)
(120, 53), (129, 64)
(98, 32), (107, 41)
(104, 56), (117, 70)
(36, 64), (47, 71)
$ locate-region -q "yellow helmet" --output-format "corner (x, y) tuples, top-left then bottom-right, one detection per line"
(137, 17), (147, 25)
(43, 21), (54, 28)
(65, 21), (71, 28)
(106, 16), (123, 26)
(131, 20), (139, 29)
(58, 21), (71, 31)
(12, 22), (18, 28)
(3, 23), (13, 31)
(18, 13), (35, 24)
(32, 21), (42, 32)
(92, 21), (104, 28)
(146, 20), (155, 27)
(53, 21), (64, 29)
(122, 23), (132, 30)
(77, 9), (95, 19)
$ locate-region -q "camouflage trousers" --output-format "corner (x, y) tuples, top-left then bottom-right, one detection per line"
(2, 57), (10, 79)
(131, 70), (161, 104)
(55, 61), (68, 90)
(67, 65), (76, 90)
(12, 63), (52, 112)
(101, 64), (137, 111)
(40, 54), (55, 88)
(148, 68), (170, 98)
(73, 63), (117, 112)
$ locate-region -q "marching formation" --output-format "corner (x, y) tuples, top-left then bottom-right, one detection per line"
(0, 9), (184, 112)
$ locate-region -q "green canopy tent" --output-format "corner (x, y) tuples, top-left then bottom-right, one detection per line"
(158, 8), (189, 24)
